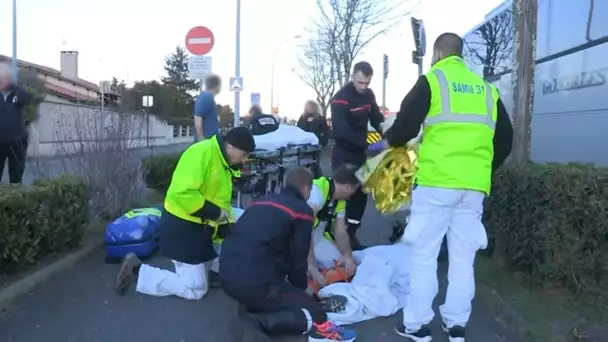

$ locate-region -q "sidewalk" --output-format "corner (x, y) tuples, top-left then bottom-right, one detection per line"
(1, 143), (189, 185)
(0, 199), (521, 342)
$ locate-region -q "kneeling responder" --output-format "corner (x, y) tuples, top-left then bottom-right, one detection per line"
(306, 164), (361, 287)
(219, 167), (357, 342)
(113, 127), (255, 300)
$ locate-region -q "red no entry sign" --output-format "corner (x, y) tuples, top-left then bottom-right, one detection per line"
(185, 26), (215, 56)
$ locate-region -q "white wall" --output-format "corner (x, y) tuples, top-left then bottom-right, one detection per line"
(27, 101), (192, 157)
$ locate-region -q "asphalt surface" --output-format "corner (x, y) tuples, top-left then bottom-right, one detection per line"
(0, 160), (522, 342)
(1, 143), (190, 185)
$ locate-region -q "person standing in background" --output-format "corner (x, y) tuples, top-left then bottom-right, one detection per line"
(330, 61), (385, 250)
(193, 75), (222, 141)
(297, 100), (330, 147)
(0, 62), (32, 184)
(297, 100), (330, 178)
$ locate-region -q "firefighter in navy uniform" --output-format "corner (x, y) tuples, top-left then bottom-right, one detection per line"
(330, 61), (385, 250)
(220, 167), (357, 342)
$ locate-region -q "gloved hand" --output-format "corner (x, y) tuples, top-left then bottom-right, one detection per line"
(368, 140), (387, 153)
(340, 255), (358, 274)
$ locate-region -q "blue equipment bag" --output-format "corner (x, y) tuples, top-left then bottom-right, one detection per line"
(105, 207), (162, 263)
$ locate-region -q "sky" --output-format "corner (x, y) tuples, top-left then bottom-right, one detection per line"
(0, 0), (504, 120)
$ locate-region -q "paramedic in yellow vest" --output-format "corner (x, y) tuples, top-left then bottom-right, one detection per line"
(384, 33), (513, 341)
(305, 164), (360, 287)
(113, 127), (256, 301)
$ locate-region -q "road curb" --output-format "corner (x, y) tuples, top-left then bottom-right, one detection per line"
(0, 239), (104, 312)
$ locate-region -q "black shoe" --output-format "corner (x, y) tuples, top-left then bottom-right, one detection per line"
(253, 309), (309, 335)
(394, 323), (432, 341)
(229, 310), (272, 342)
(389, 220), (406, 243)
(442, 323), (466, 341)
(209, 271), (222, 288)
(113, 253), (142, 295)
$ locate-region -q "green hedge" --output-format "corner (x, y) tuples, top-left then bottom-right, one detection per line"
(484, 163), (608, 297)
(142, 153), (180, 192)
(0, 175), (90, 273)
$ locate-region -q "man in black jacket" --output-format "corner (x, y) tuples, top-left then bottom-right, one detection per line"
(384, 33), (514, 341)
(220, 167), (357, 342)
(330, 61), (385, 250)
(0, 62), (32, 184)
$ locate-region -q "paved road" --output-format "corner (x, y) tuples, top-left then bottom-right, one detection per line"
(0, 159), (521, 342)
(0, 143), (189, 185)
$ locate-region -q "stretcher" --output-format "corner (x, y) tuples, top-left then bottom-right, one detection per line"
(233, 125), (321, 206)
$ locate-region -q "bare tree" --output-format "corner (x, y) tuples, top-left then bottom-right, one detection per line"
(462, 8), (514, 79)
(296, 36), (337, 117)
(29, 102), (150, 219)
(313, 0), (419, 86)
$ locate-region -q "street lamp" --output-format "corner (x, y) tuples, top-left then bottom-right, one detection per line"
(270, 34), (302, 111)
(12, 0), (18, 76)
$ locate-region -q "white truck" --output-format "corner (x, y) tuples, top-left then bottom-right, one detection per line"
(462, 0), (608, 165)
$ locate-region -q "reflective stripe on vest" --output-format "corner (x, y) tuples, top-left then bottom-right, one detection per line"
(425, 69), (496, 129)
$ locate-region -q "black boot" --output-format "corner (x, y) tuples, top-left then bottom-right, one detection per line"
(347, 224), (366, 251)
(229, 305), (272, 342)
(389, 219), (406, 243)
(253, 309), (309, 335)
(209, 271), (222, 288)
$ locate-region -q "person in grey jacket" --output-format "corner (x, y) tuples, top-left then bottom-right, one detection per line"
(0, 62), (32, 184)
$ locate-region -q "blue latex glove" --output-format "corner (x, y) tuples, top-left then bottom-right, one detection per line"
(368, 140), (387, 152)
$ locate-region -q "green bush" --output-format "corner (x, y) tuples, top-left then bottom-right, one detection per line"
(484, 163), (608, 296)
(0, 175), (90, 273)
(142, 153), (180, 192)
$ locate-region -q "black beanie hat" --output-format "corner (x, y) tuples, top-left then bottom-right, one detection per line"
(223, 126), (256, 153)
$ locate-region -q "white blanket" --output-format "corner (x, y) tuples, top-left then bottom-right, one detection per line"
(318, 244), (412, 325)
(254, 125), (319, 150)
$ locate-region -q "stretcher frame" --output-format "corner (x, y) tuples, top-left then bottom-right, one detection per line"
(233, 143), (321, 208)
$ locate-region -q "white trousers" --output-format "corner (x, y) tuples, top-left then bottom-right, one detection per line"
(400, 186), (488, 330)
(135, 244), (222, 300)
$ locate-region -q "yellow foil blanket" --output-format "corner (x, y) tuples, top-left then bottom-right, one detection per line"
(356, 146), (418, 214)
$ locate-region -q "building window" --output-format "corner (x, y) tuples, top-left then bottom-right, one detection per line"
(173, 126), (179, 138)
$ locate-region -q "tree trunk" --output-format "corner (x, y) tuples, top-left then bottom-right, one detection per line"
(510, 0), (537, 165)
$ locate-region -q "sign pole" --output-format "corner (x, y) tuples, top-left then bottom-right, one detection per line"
(234, 0), (242, 128)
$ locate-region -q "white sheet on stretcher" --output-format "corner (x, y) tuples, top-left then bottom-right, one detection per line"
(254, 124), (319, 150)
(318, 244), (412, 325)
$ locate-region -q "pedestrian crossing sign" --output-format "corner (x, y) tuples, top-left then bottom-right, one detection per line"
(229, 77), (243, 92)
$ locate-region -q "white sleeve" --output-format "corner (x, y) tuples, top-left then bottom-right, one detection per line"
(307, 185), (325, 214)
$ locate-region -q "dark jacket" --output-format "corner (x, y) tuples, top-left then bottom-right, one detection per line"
(249, 113), (279, 136)
(219, 187), (314, 290)
(0, 86), (32, 142)
(330, 82), (384, 167)
(297, 114), (330, 146)
(384, 76), (514, 171)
